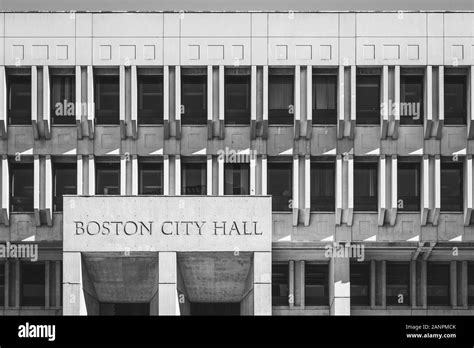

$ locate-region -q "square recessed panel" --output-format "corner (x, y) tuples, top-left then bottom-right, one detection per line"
(99, 45), (112, 60)
(143, 45), (155, 60)
(231, 45), (244, 60)
(188, 45), (200, 60)
(383, 45), (400, 60)
(407, 45), (419, 60)
(208, 45), (224, 60)
(12, 45), (24, 60)
(119, 45), (136, 60)
(363, 45), (375, 60)
(319, 45), (332, 60)
(32, 45), (49, 60)
(295, 45), (312, 60)
(451, 45), (464, 60)
(276, 45), (288, 60)
(56, 45), (68, 60)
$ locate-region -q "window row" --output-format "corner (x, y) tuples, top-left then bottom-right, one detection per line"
(5, 67), (469, 126)
(272, 261), (474, 307)
(6, 158), (464, 213)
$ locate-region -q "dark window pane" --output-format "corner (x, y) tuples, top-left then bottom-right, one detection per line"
(138, 74), (163, 124)
(313, 74), (337, 125)
(272, 263), (289, 306)
(11, 163), (34, 212)
(468, 262), (474, 305)
(51, 75), (76, 124)
(95, 75), (119, 124)
(350, 262), (370, 306)
(182, 75), (207, 125)
(427, 263), (450, 306)
(400, 75), (423, 125)
(269, 74), (294, 125)
(225, 74), (250, 124)
(100, 302), (150, 315)
(311, 162), (335, 211)
(305, 264), (329, 306)
(8, 74), (31, 125)
(398, 162), (420, 211)
(354, 162), (378, 211)
(441, 162), (463, 212)
(268, 162), (292, 211)
(386, 262), (410, 306)
(21, 262), (45, 307)
(53, 163), (77, 212)
(224, 163), (249, 195)
(356, 75), (380, 124)
(182, 162), (206, 195)
(139, 162), (163, 195)
(444, 75), (467, 125)
(96, 163), (120, 195)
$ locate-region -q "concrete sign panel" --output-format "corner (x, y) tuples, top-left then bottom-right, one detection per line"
(63, 196), (272, 252)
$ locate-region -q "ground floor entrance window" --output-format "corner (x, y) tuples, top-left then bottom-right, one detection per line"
(99, 303), (150, 316)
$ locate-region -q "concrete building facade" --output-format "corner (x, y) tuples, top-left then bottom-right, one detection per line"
(0, 11), (473, 315)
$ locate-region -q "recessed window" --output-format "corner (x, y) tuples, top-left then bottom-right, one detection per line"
(468, 262), (474, 305)
(95, 73), (119, 125)
(182, 162), (206, 195)
(0, 262), (4, 307)
(51, 73), (75, 125)
(310, 161), (335, 211)
(350, 262), (370, 306)
(313, 74), (337, 125)
(137, 73), (163, 125)
(181, 73), (207, 125)
(10, 162), (34, 212)
(224, 163), (249, 195)
(441, 162), (463, 212)
(272, 263), (289, 306)
(138, 162), (163, 195)
(400, 74), (423, 125)
(53, 163), (77, 212)
(268, 162), (292, 212)
(7, 73), (31, 125)
(427, 263), (450, 306)
(354, 162), (378, 212)
(96, 162), (120, 195)
(305, 264), (329, 306)
(20, 262), (45, 307)
(444, 74), (467, 125)
(225, 70), (250, 125)
(398, 162), (420, 212)
(386, 262), (410, 306)
(356, 73), (380, 125)
(268, 71), (294, 125)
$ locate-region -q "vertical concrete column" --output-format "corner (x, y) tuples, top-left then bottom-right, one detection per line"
(87, 66), (94, 138)
(349, 65), (356, 139)
(303, 155), (311, 226)
(175, 66), (181, 139)
(218, 65), (225, 139)
(378, 155), (386, 226)
(381, 65), (389, 138)
(207, 66), (213, 139)
(0, 66), (7, 138)
(420, 260), (427, 308)
(174, 156), (181, 195)
(120, 156), (127, 195)
(421, 155), (430, 225)
(88, 155), (95, 196)
(208, 155), (214, 195)
(469, 66), (474, 139)
(131, 155), (138, 195)
(389, 155), (398, 226)
(294, 66), (300, 139)
(461, 261), (468, 307)
(346, 155), (354, 226)
(45, 261), (50, 309)
(253, 252), (272, 315)
(119, 65), (126, 139)
(75, 66), (82, 138)
(262, 66), (268, 138)
(15, 260), (20, 308)
(1, 156), (9, 225)
(437, 66), (444, 139)
(289, 260), (295, 308)
(329, 257), (350, 315)
(380, 260), (386, 308)
(158, 252), (179, 315)
(296, 260), (305, 308)
(251, 66), (257, 139)
(163, 155), (170, 195)
(261, 155), (267, 195)
(43, 66), (51, 139)
(306, 65), (312, 139)
(33, 155), (41, 226)
(425, 66), (433, 139)
(130, 65), (138, 139)
(217, 155), (223, 196)
(335, 155), (343, 225)
(464, 156), (473, 225)
(433, 156), (441, 225)
(77, 155), (83, 196)
(292, 155), (299, 226)
(63, 252), (98, 315)
(250, 155), (256, 195)
(391, 65), (400, 139)
(45, 155), (52, 226)
(370, 260), (376, 308)
(163, 66), (170, 139)
(31, 66), (39, 139)
(410, 260), (417, 308)
(450, 261), (457, 308)
(337, 65), (345, 139)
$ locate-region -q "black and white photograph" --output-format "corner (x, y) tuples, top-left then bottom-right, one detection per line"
(0, 0), (472, 346)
